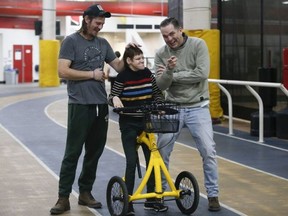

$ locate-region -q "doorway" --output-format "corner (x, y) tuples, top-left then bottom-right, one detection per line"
(13, 45), (33, 83)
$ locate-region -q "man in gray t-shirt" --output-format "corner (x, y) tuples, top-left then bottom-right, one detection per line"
(59, 33), (115, 104)
(50, 4), (127, 215)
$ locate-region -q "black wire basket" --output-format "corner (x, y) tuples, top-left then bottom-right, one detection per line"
(144, 104), (179, 133)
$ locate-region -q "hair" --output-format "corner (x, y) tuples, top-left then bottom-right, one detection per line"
(160, 17), (181, 29)
(78, 16), (94, 35)
(123, 46), (143, 69)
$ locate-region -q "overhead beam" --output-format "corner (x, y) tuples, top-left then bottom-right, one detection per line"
(0, 1), (168, 17)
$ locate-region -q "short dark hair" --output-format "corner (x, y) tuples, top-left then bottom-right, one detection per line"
(123, 46), (143, 68)
(160, 17), (181, 29)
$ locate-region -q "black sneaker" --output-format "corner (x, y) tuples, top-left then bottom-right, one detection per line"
(144, 198), (168, 212)
(208, 197), (221, 211)
(126, 203), (135, 215)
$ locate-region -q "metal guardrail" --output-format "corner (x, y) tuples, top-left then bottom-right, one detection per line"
(208, 79), (288, 142)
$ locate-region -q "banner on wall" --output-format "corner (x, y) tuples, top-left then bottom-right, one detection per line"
(184, 29), (223, 121)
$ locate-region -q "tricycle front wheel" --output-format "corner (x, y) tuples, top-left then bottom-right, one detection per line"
(106, 176), (129, 216)
(175, 171), (200, 215)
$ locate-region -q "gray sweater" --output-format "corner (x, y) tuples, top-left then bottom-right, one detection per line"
(155, 36), (210, 107)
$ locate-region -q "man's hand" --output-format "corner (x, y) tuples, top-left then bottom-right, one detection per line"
(92, 68), (105, 82)
(126, 42), (142, 49)
(155, 56), (177, 77)
(156, 64), (166, 77)
(167, 56), (177, 70)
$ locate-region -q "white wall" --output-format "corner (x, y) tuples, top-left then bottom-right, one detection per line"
(0, 29), (40, 82)
(65, 16), (166, 34)
(0, 15), (166, 83)
(0, 33), (3, 81)
(65, 16), (166, 58)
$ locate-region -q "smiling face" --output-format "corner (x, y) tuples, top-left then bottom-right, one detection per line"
(127, 54), (145, 71)
(85, 16), (106, 39)
(160, 23), (184, 49)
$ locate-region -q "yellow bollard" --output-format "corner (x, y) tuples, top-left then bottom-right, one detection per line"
(39, 40), (60, 87)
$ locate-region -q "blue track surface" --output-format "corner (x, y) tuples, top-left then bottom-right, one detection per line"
(1, 91), (287, 215)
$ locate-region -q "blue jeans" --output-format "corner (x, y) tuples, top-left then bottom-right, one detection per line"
(157, 105), (219, 197)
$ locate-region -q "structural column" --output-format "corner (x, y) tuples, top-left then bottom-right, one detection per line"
(183, 0), (211, 30)
(42, 0), (56, 40)
(39, 0), (60, 87)
(182, 0), (223, 121)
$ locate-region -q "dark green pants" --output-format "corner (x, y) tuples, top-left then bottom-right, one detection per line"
(119, 116), (155, 196)
(58, 104), (108, 197)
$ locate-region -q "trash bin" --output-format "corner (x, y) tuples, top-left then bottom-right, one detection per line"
(4, 69), (17, 84)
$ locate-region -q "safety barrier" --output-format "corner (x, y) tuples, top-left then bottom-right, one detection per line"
(208, 79), (288, 142)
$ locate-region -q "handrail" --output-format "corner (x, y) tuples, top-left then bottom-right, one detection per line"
(216, 84), (233, 135)
(208, 79), (288, 142)
(245, 85), (264, 142)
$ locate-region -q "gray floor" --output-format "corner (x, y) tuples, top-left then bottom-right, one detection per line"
(0, 83), (287, 216)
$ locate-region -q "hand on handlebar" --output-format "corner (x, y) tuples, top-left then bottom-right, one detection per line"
(112, 102), (179, 115)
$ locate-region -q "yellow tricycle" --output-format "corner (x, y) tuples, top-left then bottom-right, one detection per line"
(106, 103), (200, 215)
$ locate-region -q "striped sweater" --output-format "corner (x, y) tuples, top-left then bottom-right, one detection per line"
(108, 67), (164, 108)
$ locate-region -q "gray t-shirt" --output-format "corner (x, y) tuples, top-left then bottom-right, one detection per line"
(59, 32), (116, 104)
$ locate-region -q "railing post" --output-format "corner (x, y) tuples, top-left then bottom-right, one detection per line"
(217, 83), (233, 135)
(208, 79), (288, 143)
(245, 85), (264, 142)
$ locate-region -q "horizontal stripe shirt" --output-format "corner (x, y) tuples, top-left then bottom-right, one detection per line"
(108, 67), (164, 110)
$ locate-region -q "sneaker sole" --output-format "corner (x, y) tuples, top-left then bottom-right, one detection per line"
(144, 206), (154, 210)
(208, 207), (221, 212)
(144, 206), (168, 212)
(50, 207), (70, 215)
